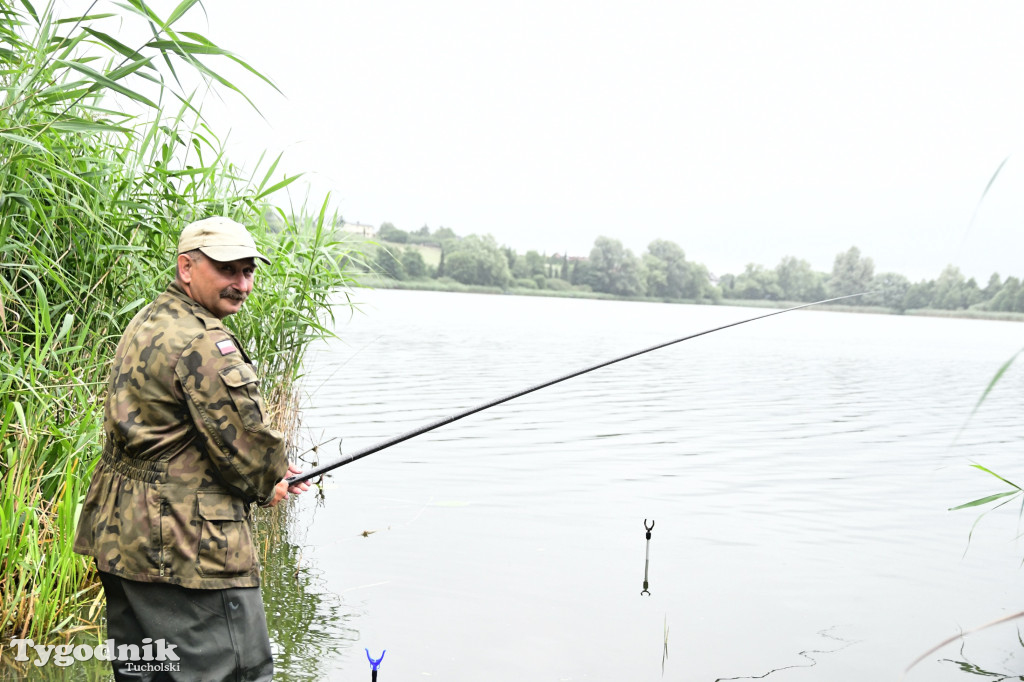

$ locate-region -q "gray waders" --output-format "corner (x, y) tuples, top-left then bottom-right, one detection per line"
(99, 571), (273, 682)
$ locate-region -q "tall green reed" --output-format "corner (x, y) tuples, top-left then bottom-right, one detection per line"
(948, 350), (1024, 541)
(0, 0), (362, 643)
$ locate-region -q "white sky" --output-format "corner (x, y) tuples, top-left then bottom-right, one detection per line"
(131, 2), (1024, 280)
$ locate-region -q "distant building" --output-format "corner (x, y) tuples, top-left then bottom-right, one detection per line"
(339, 221), (375, 239)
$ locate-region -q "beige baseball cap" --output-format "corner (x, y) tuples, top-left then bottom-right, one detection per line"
(177, 217), (270, 264)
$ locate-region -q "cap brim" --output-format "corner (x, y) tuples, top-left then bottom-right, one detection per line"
(198, 245), (271, 264)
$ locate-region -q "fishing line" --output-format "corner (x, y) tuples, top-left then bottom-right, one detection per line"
(287, 292), (866, 485)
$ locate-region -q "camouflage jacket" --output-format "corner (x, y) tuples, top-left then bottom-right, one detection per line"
(73, 281), (288, 589)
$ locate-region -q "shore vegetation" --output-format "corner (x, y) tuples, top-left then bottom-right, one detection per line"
(0, 0), (360, 648)
(354, 225), (1024, 320)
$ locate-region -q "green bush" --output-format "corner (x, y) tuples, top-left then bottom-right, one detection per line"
(545, 278), (573, 291)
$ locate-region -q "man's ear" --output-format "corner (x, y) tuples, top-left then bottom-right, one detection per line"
(177, 253), (194, 284)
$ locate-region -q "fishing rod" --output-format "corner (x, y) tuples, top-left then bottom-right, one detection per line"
(287, 293), (866, 486)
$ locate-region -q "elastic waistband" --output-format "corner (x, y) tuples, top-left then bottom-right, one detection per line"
(101, 448), (168, 484)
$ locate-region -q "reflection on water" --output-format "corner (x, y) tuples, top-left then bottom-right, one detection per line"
(907, 614), (1024, 681)
(257, 498), (359, 680)
(941, 634), (1024, 680)
(712, 628), (861, 681)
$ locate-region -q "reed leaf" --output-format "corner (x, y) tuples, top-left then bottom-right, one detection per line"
(949, 490), (1020, 511)
(971, 348), (1022, 418)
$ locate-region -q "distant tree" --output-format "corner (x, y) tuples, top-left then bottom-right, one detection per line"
(718, 273), (737, 298)
(982, 273), (1002, 302)
(511, 250), (544, 279)
(444, 234), (512, 287)
(641, 239), (717, 301)
(560, 254), (570, 280)
(378, 222), (408, 243)
(902, 280), (935, 310)
(502, 246), (517, 272)
(433, 226), (457, 241)
(570, 259), (589, 286)
(407, 226), (439, 246)
(828, 246), (874, 303)
(401, 247), (427, 279)
(642, 239), (687, 298)
(691, 262), (721, 302)
(524, 250), (545, 277)
(931, 265), (970, 310)
(733, 264), (783, 300)
(989, 276), (1021, 312)
(374, 245), (406, 280)
(586, 236), (644, 296)
(870, 272), (910, 312)
(964, 277), (984, 308)
(544, 254), (560, 279)
(774, 256), (827, 301)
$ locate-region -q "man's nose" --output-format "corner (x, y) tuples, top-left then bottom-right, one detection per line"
(232, 272), (253, 293)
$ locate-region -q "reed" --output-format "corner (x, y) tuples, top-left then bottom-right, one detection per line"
(0, 0), (361, 643)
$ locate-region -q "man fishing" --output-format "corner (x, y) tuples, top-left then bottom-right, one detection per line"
(74, 216), (310, 681)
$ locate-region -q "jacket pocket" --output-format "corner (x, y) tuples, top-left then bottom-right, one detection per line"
(194, 491), (255, 578)
(219, 363), (267, 431)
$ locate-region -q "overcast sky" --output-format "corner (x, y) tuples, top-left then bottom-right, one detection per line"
(155, 1), (1024, 281)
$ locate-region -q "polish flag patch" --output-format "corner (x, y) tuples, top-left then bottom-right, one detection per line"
(216, 339), (238, 355)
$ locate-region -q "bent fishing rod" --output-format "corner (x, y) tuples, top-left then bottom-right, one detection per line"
(287, 293), (865, 486)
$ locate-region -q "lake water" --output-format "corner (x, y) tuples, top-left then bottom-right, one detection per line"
(274, 288), (1024, 681)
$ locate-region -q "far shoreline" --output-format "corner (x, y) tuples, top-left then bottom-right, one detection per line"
(357, 275), (1024, 323)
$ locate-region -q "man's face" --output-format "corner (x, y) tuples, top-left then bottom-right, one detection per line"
(178, 252), (257, 318)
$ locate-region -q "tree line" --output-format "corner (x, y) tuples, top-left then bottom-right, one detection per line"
(363, 223), (1024, 314)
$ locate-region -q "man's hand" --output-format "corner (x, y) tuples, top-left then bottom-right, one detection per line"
(265, 464), (312, 507)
